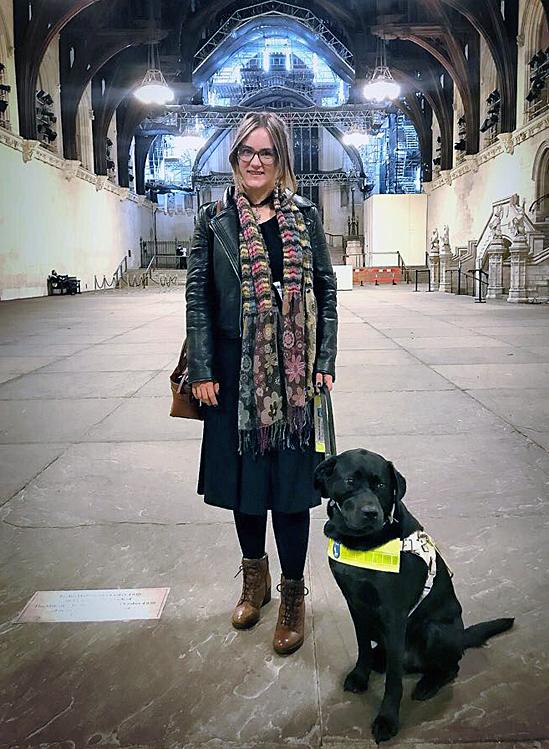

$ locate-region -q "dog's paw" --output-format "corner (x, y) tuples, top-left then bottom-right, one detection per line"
(371, 713), (399, 743)
(343, 667), (369, 693)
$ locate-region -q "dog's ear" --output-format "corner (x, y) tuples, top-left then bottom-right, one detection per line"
(314, 456), (338, 497)
(390, 462), (407, 504)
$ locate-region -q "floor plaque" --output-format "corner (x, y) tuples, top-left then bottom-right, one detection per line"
(15, 587), (170, 623)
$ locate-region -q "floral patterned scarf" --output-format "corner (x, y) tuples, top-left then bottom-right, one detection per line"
(236, 185), (317, 455)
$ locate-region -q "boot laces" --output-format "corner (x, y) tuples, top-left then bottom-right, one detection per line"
(235, 564), (260, 603)
(277, 582), (309, 626)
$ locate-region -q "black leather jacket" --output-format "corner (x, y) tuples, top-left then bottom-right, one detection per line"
(185, 186), (338, 384)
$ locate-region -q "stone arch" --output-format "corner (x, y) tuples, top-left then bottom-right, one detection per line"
(521, 0), (549, 52)
(0, 3), (14, 129)
(531, 139), (549, 220)
(0, 4), (9, 62)
(36, 35), (63, 153)
(520, 0), (549, 122)
(479, 41), (498, 147)
(75, 83), (93, 170)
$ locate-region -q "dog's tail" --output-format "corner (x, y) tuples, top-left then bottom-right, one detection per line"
(464, 617), (514, 649)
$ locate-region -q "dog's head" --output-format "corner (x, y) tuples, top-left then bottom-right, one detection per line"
(314, 448), (406, 535)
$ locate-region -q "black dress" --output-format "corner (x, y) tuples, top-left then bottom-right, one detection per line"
(197, 215), (323, 516)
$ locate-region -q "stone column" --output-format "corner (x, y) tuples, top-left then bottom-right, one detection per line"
(507, 235), (530, 303)
(438, 243), (452, 292)
(428, 252), (440, 288)
(486, 236), (505, 299)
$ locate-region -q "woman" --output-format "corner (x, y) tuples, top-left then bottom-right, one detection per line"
(185, 111), (337, 655)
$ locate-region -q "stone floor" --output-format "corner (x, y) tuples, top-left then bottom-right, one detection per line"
(1, 285), (548, 749)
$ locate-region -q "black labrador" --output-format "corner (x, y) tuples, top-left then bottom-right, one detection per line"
(314, 448), (513, 743)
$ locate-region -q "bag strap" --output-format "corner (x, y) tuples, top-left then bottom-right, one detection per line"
(178, 199), (221, 381)
(174, 338), (188, 377)
(319, 384), (337, 458)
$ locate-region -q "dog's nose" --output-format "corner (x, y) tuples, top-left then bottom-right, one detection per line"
(360, 507), (379, 520)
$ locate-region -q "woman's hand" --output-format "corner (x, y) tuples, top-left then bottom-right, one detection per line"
(315, 372), (334, 392)
(191, 380), (220, 406)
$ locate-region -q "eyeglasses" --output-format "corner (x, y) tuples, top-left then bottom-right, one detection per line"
(236, 145), (277, 165)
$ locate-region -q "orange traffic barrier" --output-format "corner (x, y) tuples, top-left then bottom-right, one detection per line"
(353, 267), (402, 286)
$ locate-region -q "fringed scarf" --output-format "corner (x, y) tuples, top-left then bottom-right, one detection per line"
(236, 185), (317, 455)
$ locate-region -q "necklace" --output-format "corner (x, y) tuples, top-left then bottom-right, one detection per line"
(247, 192), (274, 208)
(248, 193), (274, 223)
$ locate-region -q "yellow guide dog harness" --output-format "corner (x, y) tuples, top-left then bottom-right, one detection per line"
(327, 530), (438, 616)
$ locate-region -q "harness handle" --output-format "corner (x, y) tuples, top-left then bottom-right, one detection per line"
(319, 383), (337, 458)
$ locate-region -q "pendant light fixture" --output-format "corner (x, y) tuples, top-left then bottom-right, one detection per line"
(173, 117), (206, 154)
(363, 38), (400, 103)
(134, 0), (174, 105)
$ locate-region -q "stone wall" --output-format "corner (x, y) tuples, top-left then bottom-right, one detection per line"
(0, 132), (154, 300)
(364, 193), (428, 267)
(426, 115), (549, 254)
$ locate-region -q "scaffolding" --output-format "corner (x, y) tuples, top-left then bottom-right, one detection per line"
(193, 1), (353, 77)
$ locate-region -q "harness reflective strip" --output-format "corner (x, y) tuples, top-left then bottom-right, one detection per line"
(327, 530), (438, 616)
(327, 537), (401, 572)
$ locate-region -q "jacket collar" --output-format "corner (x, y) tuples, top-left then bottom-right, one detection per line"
(216, 185), (315, 212)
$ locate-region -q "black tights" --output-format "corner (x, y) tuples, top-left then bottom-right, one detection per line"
(233, 510), (310, 580)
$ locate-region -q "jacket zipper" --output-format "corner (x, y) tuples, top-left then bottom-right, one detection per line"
(211, 222), (243, 336)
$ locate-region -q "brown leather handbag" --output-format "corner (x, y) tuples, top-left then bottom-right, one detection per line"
(169, 340), (203, 420)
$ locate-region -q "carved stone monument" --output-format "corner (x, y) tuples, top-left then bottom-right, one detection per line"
(439, 225), (452, 293)
(508, 205), (530, 303)
(428, 228), (440, 287)
(486, 208), (505, 299)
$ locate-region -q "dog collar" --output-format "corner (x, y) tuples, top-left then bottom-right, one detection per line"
(327, 531), (438, 616)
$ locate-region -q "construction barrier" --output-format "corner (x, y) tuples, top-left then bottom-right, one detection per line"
(353, 267), (401, 286)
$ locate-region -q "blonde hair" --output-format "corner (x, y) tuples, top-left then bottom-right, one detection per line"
(228, 111), (297, 195)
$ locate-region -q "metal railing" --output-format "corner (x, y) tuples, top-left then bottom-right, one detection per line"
(413, 269), (433, 292)
(447, 268), (488, 302)
(147, 253), (186, 270)
(470, 268), (489, 303)
(369, 251), (410, 282)
(140, 239), (189, 269)
(448, 268), (472, 297)
(325, 233), (344, 249)
(93, 255), (128, 291)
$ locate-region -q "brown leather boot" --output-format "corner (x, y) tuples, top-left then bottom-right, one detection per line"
(231, 554), (271, 630)
(273, 576), (307, 655)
